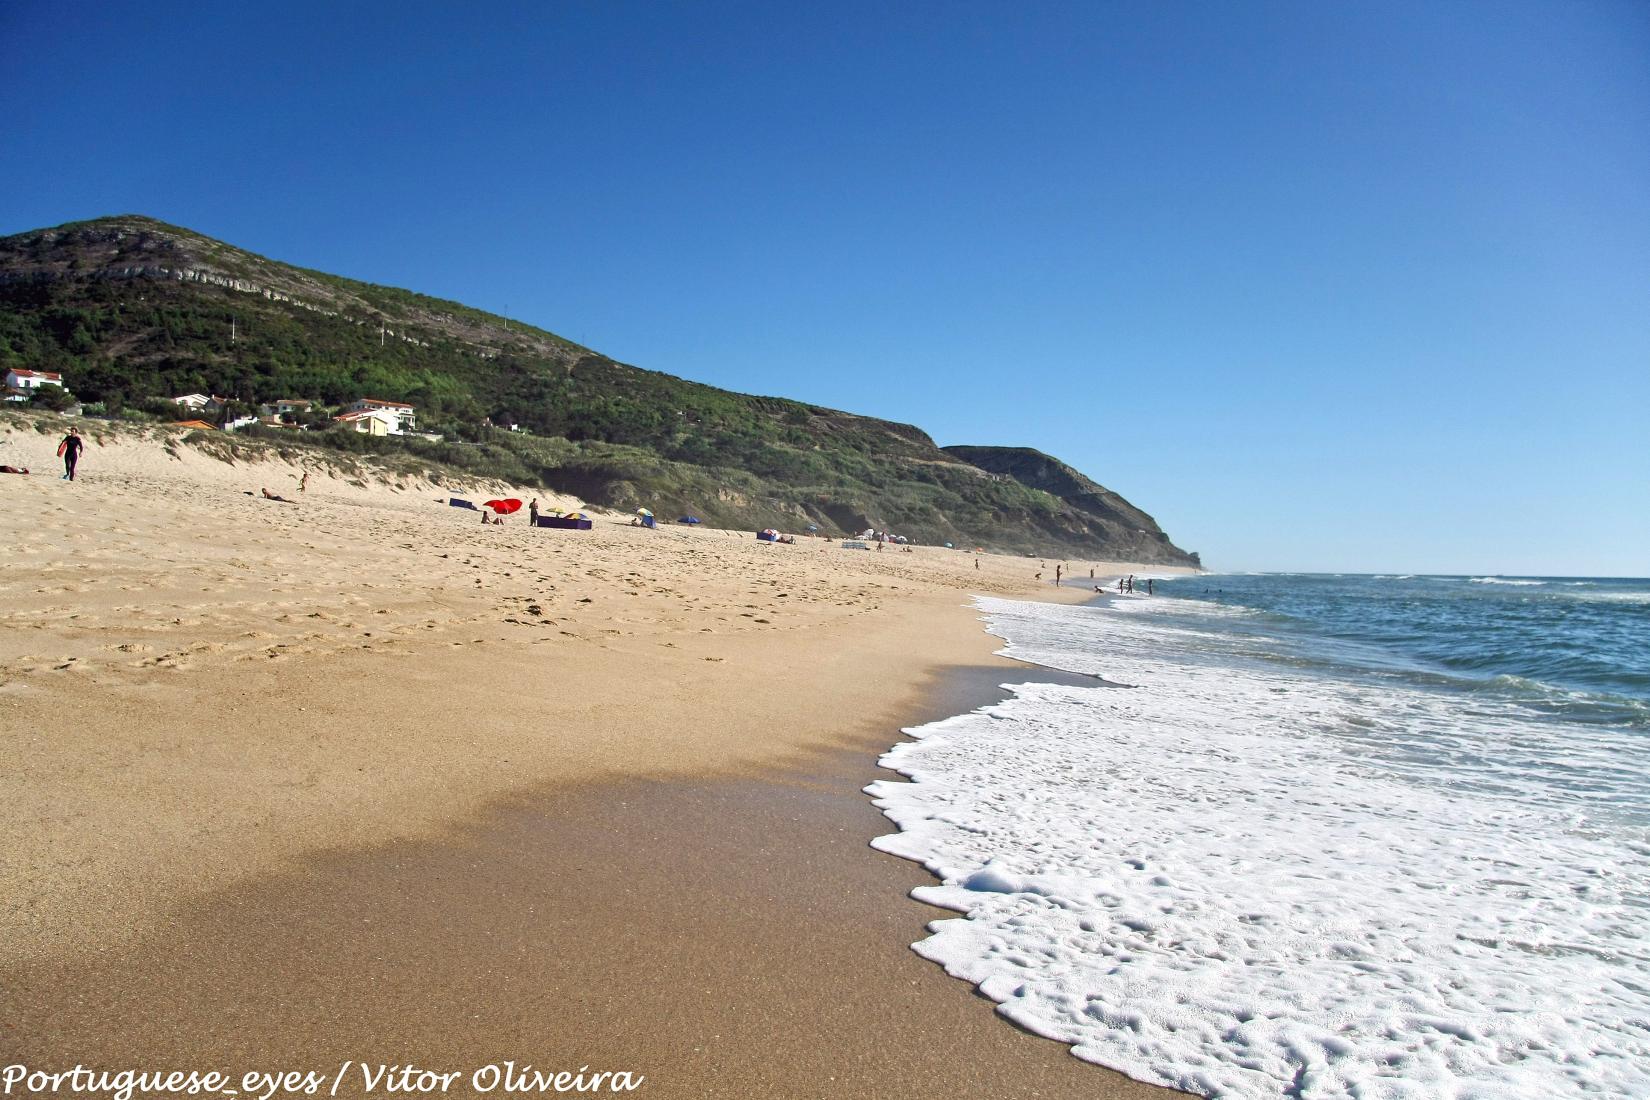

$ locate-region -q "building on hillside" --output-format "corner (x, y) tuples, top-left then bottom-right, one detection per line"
(171, 419), (219, 431)
(5, 368), (66, 402)
(333, 408), (401, 436)
(346, 398), (416, 432)
(261, 398), (313, 418)
(171, 393), (226, 411)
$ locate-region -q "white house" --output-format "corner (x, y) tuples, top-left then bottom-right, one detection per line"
(171, 393), (222, 410)
(333, 408), (402, 436)
(346, 398), (416, 432)
(6, 368), (66, 402)
(261, 398), (313, 419)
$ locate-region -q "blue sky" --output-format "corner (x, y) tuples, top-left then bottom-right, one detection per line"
(4, 1), (1646, 574)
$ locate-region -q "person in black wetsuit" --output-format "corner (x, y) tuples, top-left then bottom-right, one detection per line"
(57, 429), (84, 481)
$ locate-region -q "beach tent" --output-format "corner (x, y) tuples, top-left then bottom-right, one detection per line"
(677, 515), (702, 525)
(636, 508), (657, 529)
(805, 524), (820, 532)
(756, 529), (779, 542)
(536, 515), (592, 530)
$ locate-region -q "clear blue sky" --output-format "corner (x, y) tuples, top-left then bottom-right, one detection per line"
(4, 1), (1646, 575)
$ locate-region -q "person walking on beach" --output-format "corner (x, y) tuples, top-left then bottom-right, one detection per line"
(56, 428), (84, 481)
(975, 557), (980, 571)
(1055, 564), (1062, 586)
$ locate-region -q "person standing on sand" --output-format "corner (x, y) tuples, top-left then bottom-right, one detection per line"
(1055, 564), (1062, 586)
(975, 557), (980, 571)
(529, 499), (539, 525)
(57, 429), (84, 481)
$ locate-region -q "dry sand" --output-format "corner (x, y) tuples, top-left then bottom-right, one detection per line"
(1, 413), (1191, 1098)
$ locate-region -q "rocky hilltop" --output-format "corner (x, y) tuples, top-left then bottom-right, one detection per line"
(0, 215), (1198, 563)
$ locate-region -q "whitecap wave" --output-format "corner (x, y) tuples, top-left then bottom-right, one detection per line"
(868, 597), (1650, 1099)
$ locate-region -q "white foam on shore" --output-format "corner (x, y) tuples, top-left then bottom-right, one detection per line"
(867, 596), (1650, 1098)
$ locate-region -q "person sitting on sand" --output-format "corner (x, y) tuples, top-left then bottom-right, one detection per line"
(260, 487), (294, 503)
(0, 465), (29, 474)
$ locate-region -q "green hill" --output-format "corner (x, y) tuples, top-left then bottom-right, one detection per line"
(0, 214), (1198, 563)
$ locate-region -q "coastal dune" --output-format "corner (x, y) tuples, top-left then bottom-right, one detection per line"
(1, 414), (1188, 1098)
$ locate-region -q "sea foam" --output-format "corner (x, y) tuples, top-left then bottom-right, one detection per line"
(867, 596), (1650, 1098)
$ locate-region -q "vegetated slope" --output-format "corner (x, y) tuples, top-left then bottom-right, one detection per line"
(0, 215), (1197, 562)
(942, 446), (1198, 567)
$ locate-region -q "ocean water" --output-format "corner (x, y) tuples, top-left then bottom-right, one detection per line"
(867, 575), (1650, 1098)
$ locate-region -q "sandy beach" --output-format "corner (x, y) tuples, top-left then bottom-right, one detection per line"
(2, 413), (1189, 1098)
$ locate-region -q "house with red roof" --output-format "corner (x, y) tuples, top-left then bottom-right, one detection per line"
(333, 408), (402, 436)
(345, 398), (417, 433)
(5, 368), (66, 402)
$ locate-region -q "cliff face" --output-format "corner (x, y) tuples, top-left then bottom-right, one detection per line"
(0, 215), (1199, 562)
(943, 446), (1200, 567)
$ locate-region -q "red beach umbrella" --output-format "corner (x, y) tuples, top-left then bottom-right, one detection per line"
(484, 498), (523, 514)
